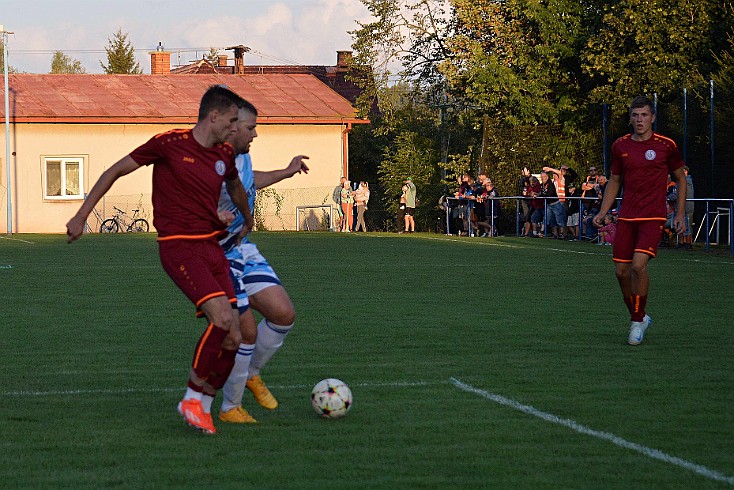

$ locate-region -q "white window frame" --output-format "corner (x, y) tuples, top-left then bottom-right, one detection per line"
(43, 156), (85, 200)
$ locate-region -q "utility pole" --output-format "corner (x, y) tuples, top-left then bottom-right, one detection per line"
(1, 24), (12, 235)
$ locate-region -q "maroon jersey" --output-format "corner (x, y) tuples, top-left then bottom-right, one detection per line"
(611, 133), (684, 220)
(129, 129), (237, 239)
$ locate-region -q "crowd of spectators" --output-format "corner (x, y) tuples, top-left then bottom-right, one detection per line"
(332, 177), (371, 232)
(446, 173), (503, 237)
(517, 164), (611, 240)
(444, 164), (622, 243)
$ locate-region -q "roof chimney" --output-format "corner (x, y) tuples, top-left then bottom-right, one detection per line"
(336, 51), (352, 73)
(226, 45), (251, 75)
(218, 55), (228, 67)
(150, 42), (171, 75)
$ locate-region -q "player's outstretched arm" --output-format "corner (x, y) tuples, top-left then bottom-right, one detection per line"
(226, 177), (254, 241)
(66, 156), (140, 243)
(253, 155), (310, 190)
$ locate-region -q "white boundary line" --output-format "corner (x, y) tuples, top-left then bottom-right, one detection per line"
(450, 377), (734, 486)
(0, 235), (35, 244)
(6, 378), (732, 485)
(420, 235), (734, 265)
(1, 380), (435, 397)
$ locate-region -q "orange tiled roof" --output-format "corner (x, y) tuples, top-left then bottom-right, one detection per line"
(0, 73), (363, 124)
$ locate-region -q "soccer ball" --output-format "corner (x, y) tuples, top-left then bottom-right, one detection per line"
(311, 378), (352, 418)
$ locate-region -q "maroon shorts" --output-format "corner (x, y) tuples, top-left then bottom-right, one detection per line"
(158, 238), (236, 315)
(613, 219), (665, 263)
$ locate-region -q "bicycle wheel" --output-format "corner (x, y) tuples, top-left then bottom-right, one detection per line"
(130, 219), (150, 233)
(100, 219), (119, 233)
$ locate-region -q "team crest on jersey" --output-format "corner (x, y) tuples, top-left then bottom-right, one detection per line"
(215, 160), (226, 176)
(645, 149), (656, 161)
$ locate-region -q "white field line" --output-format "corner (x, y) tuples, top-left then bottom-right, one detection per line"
(450, 377), (734, 486)
(422, 235), (734, 264)
(2, 380), (435, 397)
(0, 236), (36, 244)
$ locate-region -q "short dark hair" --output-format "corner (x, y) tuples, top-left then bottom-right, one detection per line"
(198, 85), (245, 121)
(239, 98), (258, 117)
(629, 95), (655, 115)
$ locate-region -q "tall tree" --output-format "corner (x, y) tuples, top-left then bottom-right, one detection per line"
(0, 39), (18, 73)
(100, 29), (142, 74)
(583, 0), (729, 109)
(50, 51), (86, 74)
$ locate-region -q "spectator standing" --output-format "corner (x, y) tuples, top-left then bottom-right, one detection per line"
(353, 181), (370, 232)
(543, 164), (577, 239)
(581, 165), (600, 213)
(332, 177), (345, 231)
(566, 182), (581, 240)
(526, 176), (543, 237)
(518, 167), (531, 235)
(404, 177), (417, 233)
(592, 95), (687, 346)
(397, 184), (408, 233)
(539, 171), (559, 238)
(679, 166), (694, 250)
(340, 179), (353, 232)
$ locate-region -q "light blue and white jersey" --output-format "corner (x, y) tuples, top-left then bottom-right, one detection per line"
(218, 153), (256, 253)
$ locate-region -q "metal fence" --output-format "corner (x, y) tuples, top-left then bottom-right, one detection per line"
(463, 196), (733, 255)
(600, 84), (732, 200)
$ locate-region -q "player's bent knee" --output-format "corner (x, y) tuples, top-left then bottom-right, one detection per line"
(251, 287), (295, 325)
(270, 306), (295, 326)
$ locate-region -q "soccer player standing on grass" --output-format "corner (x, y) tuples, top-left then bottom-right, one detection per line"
(593, 96), (687, 346)
(66, 85), (254, 434)
(216, 101), (309, 423)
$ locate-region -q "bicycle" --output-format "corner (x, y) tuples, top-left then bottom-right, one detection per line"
(84, 206), (107, 234)
(100, 206), (150, 233)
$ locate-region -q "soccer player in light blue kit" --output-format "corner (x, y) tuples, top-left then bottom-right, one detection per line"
(216, 100), (309, 423)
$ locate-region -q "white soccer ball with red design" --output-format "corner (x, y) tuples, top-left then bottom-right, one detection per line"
(311, 378), (352, 418)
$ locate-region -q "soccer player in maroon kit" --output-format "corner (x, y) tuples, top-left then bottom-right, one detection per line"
(66, 86), (254, 434)
(593, 96), (687, 346)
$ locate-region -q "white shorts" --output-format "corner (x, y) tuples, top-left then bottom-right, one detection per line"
(567, 213), (579, 227)
(225, 242), (282, 314)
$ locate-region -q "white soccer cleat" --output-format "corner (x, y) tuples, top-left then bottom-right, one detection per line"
(628, 314), (652, 346)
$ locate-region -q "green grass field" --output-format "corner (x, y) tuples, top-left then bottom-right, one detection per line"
(1, 232), (732, 489)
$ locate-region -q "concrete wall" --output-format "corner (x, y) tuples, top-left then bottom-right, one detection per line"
(0, 122), (347, 233)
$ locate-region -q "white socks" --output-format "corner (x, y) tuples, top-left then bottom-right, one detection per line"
(183, 387), (203, 402)
(220, 343), (255, 412)
(201, 394), (214, 414)
(248, 319), (292, 379)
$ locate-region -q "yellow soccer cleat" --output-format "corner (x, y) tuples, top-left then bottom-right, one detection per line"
(246, 375), (279, 410)
(218, 405), (257, 424)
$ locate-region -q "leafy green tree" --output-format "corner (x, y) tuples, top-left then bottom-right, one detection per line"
(0, 39), (18, 73)
(50, 51), (86, 74)
(100, 29), (142, 74)
(204, 47), (220, 66)
(583, 0), (729, 110)
(350, 0), (453, 117)
(711, 34), (734, 129)
(350, 0), (734, 217)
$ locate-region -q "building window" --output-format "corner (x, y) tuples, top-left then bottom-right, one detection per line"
(44, 157), (84, 200)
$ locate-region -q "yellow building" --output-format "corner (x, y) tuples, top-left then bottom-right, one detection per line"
(0, 72), (366, 233)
